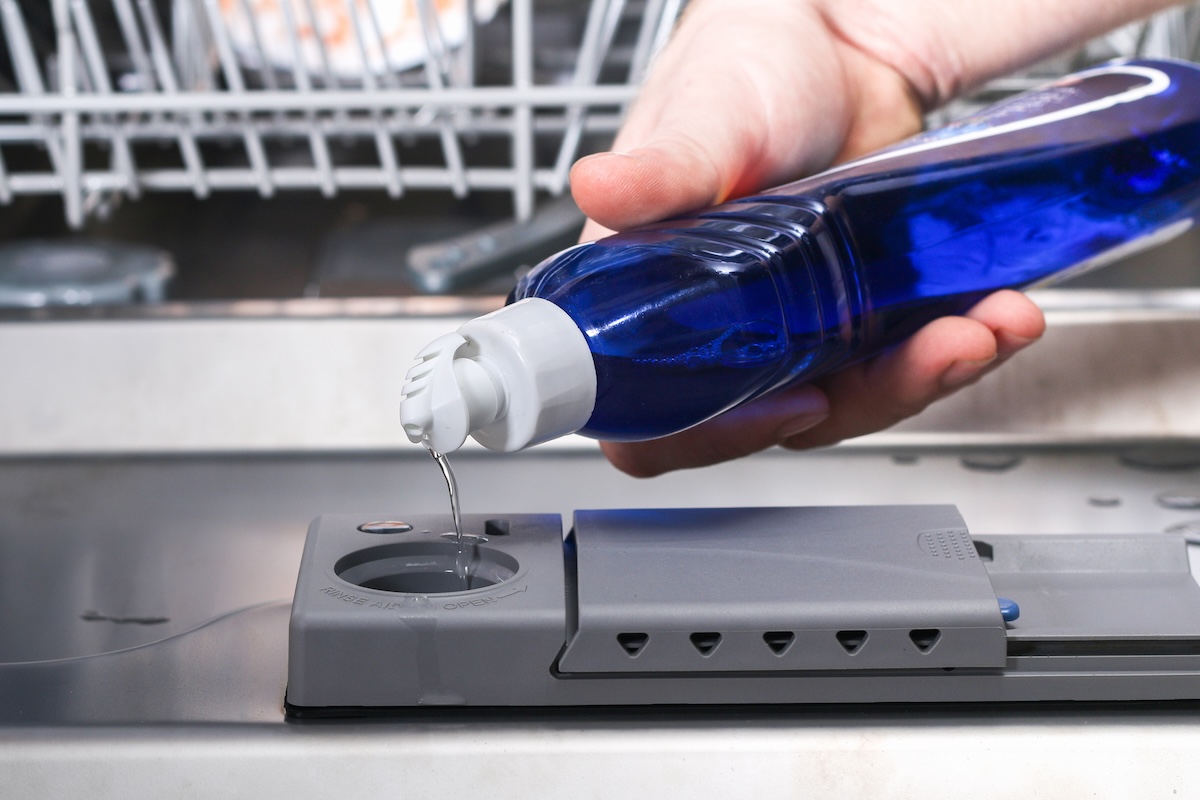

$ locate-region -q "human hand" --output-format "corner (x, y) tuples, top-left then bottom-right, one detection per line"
(597, 290), (1045, 476)
(569, 0), (1049, 476)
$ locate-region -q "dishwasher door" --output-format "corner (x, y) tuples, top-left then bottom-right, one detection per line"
(3, 297), (1200, 800)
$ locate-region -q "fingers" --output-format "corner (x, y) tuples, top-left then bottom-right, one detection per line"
(780, 290), (1045, 451)
(601, 291), (1045, 476)
(782, 316), (1002, 452)
(967, 288), (1047, 360)
(600, 384), (830, 478)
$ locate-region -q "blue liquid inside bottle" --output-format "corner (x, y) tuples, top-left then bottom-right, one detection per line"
(512, 59), (1200, 442)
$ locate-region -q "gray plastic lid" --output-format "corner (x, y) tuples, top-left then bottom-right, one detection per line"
(0, 239), (175, 307)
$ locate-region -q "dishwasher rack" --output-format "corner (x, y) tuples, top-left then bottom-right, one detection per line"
(0, 0), (681, 228)
(0, 0), (1196, 231)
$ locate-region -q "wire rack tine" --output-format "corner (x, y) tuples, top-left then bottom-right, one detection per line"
(0, 145), (11, 204)
(52, 0), (85, 227)
(203, 0), (274, 197)
(415, 0), (469, 198)
(137, 0), (209, 197)
(649, 0), (681, 61)
(362, 0), (397, 92)
(511, 0), (533, 220)
(449, 0), (478, 136)
(415, 0), (455, 80)
(344, 0), (401, 197)
(1186, 7), (1200, 60)
(110, 0), (159, 113)
(363, 0), (415, 137)
(72, 0), (140, 200)
(174, 0), (210, 92)
(461, 0), (477, 90)
(0, 6), (19, 203)
(362, 0), (410, 135)
(300, 0), (349, 194)
(235, 0), (279, 90)
(300, 0), (338, 89)
(69, 37), (95, 94)
(1, 0), (69, 185)
(550, 0), (626, 194)
(279, 0), (336, 196)
(1144, 7), (1184, 57)
(629, 0), (678, 84)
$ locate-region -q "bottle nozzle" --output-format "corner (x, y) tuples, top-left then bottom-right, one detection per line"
(398, 298), (598, 453)
(400, 332), (502, 452)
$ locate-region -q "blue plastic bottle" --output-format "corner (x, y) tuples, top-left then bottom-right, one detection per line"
(401, 59), (1200, 453)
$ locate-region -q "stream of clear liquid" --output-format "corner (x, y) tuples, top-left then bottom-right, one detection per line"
(422, 439), (469, 590)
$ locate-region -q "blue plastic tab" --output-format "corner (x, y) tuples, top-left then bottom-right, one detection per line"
(998, 596), (1020, 623)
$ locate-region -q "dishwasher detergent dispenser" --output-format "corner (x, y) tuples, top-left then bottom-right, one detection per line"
(286, 506), (1200, 715)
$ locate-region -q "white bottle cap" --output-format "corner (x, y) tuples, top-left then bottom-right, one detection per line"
(399, 297), (597, 452)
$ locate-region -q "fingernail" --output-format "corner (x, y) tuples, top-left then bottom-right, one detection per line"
(777, 410), (829, 440)
(582, 150), (637, 163)
(995, 331), (1040, 360)
(1003, 332), (1040, 347)
(940, 355), (996, 390)
(572, 151), (632, 172)
(772, 386), (829, 439)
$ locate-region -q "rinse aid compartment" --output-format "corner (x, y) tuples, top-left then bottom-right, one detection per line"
(286, 505), (1200, 714)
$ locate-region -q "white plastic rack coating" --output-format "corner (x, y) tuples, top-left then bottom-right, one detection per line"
(0, 0), (682, 227)
(0, 1), (1194, 229)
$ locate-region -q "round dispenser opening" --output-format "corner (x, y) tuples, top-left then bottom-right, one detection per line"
(335, 541), (519, 594)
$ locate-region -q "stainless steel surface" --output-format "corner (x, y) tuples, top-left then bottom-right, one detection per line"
(2, 291), (1199, 455)
(5, 712), (1200, 800)
(7, 447), (1200, 666)
(3, 446), (1200, 798)
(0, 277), (1198, 798)
(0, 293), (504, 321)
(5, 445), (1200, 670)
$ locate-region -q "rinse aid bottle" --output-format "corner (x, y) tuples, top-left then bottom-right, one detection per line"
(400, 58), (1200, 453)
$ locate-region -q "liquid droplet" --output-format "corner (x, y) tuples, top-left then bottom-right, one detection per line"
(358, 520), (414, 534)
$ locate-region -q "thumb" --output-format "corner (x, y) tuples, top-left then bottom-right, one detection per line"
(570, 3), (855, 234)
(571, 142), (725, 235)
